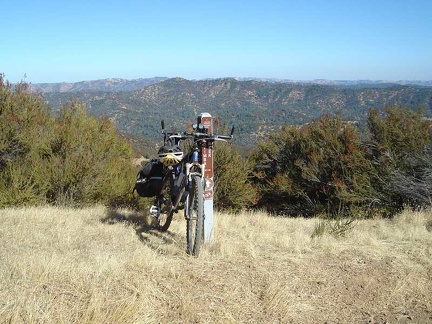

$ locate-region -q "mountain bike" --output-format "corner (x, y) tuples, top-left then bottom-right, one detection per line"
(148, 119), (234, 256)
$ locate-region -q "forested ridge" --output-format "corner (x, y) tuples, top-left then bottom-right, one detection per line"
(42, 78), (432, 147)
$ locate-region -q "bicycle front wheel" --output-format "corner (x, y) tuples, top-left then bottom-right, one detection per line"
(186, 175), (204, 256)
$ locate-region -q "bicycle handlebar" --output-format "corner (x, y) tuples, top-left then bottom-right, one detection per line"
(161, 120), (234, 144)
(162, 130), (233, 142)
(180, 131), (233, 141)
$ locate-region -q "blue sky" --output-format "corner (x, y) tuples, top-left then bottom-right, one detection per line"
(1, 0), (431, 83)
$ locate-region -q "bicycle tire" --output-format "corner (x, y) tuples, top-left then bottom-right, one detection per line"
(186, 175), (204, 256)
(156, 176), (174, 232)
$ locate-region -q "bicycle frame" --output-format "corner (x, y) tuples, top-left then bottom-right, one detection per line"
(161, 140), (204, 218)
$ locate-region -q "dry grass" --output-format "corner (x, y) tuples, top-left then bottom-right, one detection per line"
(1, 206), (431, 323)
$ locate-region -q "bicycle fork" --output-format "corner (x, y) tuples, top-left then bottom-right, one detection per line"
(184, 162), (205, 221)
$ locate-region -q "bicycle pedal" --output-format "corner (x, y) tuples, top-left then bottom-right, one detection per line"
(149, 205), (159, 218)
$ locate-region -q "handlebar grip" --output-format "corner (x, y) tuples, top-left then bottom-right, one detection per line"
(171, 132), (233, 140)
(215, 135), (233, 140)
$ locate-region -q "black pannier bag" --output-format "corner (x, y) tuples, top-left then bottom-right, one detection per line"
(134, 159), (164, 197)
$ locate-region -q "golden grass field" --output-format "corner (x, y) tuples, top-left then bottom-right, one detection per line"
(0, 206), (431, 323)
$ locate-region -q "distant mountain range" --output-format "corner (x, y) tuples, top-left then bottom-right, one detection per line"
(41, 78), (432, 151)
(31, 77), (432, 93)
(235, 78), (432, 88)
(31, 77), (168, 93)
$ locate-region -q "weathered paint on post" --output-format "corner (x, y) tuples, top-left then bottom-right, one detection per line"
(198, 112), (214, 243)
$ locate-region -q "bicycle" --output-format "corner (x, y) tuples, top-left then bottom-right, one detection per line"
(135, 118), (234, 256)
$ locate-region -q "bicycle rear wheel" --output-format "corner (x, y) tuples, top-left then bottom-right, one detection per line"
(156, 176), (174, 232)
(186, 175), (204, 256)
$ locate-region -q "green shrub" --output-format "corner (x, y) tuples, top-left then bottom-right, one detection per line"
(311, 217), (357, 238)
(251, 107), (432, 217)
(214, 142), (257, 212)
(0, 76), (54, 205)
(0, 75), (137, 207)
(46, 102), (136, 206)
(366, 107), (432, 215)
(251, 114), (374, 217)
(388, 145), (432, 209)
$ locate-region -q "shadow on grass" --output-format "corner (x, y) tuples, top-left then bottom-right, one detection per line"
(101, 208), (183, 254)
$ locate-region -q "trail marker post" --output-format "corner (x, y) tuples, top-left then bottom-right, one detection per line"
(197, 113), (214, 243)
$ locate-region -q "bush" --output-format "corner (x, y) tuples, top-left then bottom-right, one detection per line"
(251, 107), (432, 217)
(46, 101), (137, 206)
(366, 107), (432, 214)
(388, 145), (432, 210)
(0, 76), (54, 205)
(213, 142), (257, 212)
(251, 114), (375, 217)
(0, 75), (137, 207)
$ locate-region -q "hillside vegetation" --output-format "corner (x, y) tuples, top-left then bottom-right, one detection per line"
(2, 74), (432, 217)
(1, 206), (431, 323)
(42, 78), (432, 146)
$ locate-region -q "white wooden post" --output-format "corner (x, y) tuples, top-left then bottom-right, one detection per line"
(198, 113), (214, 243)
